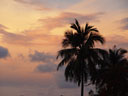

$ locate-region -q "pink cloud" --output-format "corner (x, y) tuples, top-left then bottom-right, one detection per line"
(39, 12), (104, 32)
(0, 24), (8, 30)
(0, 24), (62, 46)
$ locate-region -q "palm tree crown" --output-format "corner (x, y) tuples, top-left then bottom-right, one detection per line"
(57, 19), (105, 96)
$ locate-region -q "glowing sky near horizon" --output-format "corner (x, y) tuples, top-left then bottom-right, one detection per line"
(0, 0), (128, 96)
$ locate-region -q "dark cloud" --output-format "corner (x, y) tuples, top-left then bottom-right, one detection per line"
(35, 63), (57, 73)
(32, 51), (57, 73)
(29, 51), (55, 62)
(39, 12), (104, 32)
(120, 17), (128, 30)
(0, 46), (10, 59)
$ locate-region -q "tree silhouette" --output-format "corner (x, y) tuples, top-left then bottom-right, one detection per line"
(57, 19), (105, 96)
(93, 46), (128, 96)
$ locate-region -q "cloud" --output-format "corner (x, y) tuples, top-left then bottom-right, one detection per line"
(0, 24), (62, 46)
(0, 46), (10, 59)
(15, 0), (81, 10)
(30, 50), (78, 88)
(31, 51), (57, 73)
(117, 43), (128, 48)
(73, 0), (128, 12)
(35, 63), (78, 88)
(0, 24), (8, 30)
(120, 17), (128, 30)
(0, 11), (103, 46)
(0, 30), (61, 46)
(0, 31), (32, 45)
(39, 12), (104, 32)
(29, 51), (55, 62)
(35, 63), (57, 73)
(0, 25), (33, 45)
(99, 35), (128, 51)
(15, 0), (50, 11)
(30, 50), (57, 73)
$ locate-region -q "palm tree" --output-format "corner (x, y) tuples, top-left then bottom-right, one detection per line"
(93, 46), (128, 96)
(57, 19), (105, 96)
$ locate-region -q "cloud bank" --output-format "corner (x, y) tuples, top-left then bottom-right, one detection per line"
(35, 63), (56, 73)
(29, 50), (55, 62)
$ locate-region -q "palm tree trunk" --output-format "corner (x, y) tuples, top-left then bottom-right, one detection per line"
(81, 71), (84, 96)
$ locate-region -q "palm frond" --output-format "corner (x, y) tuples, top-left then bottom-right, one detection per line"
(118, 48), (127, 55)
(75, 19), (81, 32)
(62, 30), (82, 48)
(70, 19), (81, 33)
(65, 59), (75, 81)
(84, 23), (90, 35)
(84, 23), (99, 34)
(62, 31), (74, 48)
(56, 48), (77, 59)
(85, 33), (105, 47)
(57, 58), (68, 70)
(57, 48), (78, 70)
(89, 28), (99, 32)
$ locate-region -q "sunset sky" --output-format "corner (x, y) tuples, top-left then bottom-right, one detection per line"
(0, 0), (128, 96)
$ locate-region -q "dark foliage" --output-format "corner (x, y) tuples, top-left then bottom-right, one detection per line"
(92, 46), (128, 96)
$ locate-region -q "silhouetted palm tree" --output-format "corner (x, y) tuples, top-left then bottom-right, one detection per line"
(93, 46), (128, 96)
(57, 19), (105, 96)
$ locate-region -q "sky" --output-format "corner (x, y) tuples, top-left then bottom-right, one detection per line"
(0, 0), (128, 96)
